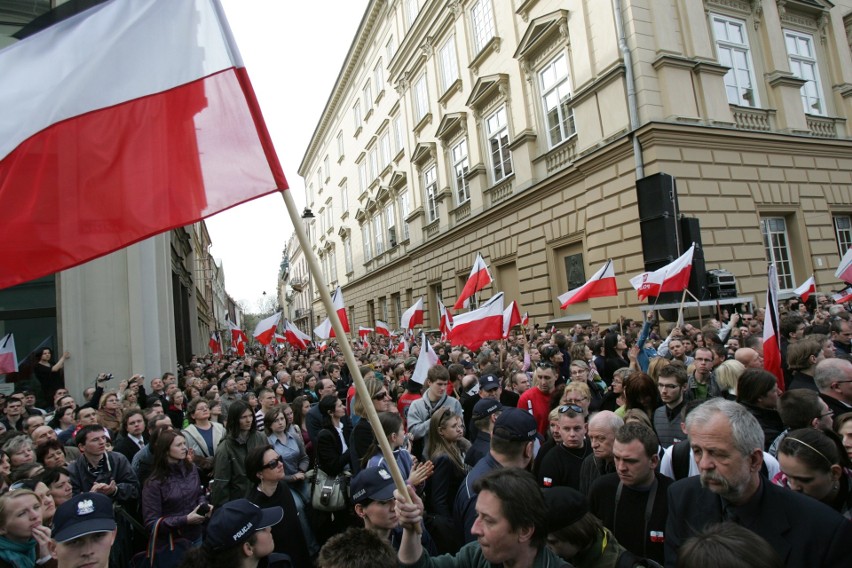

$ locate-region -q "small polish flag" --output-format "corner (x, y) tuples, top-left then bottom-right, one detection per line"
(0, 334), (19, 375)
(558, 259), (618, 307)
(503, 301), (522, 339)
(208, 332), (221, 354)
(375, 321), (391, 336)
(763, 264), (784, 391)
(454, 253), (493, 309)
(253, 312), (282, 346)
(395, 336), (409, 354)
(283, 320), (311, 350)
(318, 341), (328, 352)
(836, 248), (852, 284)
(411, 332), (440, 385)
(358, 326), (374, 338)
(521, 312), (529, 327)
(401, 298), (424, 331)
(449, 293), (504, 350)
(630, 245), (695, 300)
(437, 298), (454, 338)
(833, 287), (852, 304)
(793, 276), (816, 303)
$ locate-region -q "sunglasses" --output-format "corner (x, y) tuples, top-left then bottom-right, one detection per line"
(536, 362), (556, 369)
(372, 391), (391, 400)
(263, 456), (284, 470)
(558, 404), (584, 414)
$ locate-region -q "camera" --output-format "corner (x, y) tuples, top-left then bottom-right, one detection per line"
(96, 373), (114, 383)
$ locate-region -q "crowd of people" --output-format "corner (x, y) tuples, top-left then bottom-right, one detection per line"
(0, 292), (850, 567)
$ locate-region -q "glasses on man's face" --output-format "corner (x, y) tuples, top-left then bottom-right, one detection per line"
(536, 362), (556, 369)
(564, 397), (588, 405)
(558, 404), (584, 414)
(372, 391), (391, 401)
(263, 456), (284, 470)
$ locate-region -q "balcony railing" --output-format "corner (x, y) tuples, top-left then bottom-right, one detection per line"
(544, 136), (578, 174)
(806, 114), (838, 138)
(486, 177), (514, 207)
(731, 105), (773, 132)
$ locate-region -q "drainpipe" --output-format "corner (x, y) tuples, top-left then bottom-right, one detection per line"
(613, 0), (644, 179)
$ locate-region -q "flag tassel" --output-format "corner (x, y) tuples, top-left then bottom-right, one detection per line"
(279, 189), (413, 510)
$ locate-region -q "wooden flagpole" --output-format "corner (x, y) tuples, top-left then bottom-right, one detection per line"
(279, 190), (411, 503)
(684, 288), (703, 329)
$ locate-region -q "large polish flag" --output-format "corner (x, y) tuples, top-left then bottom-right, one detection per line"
(558, 260), (617, 308)
(411, 332), (440, 385)
(375, 320), (391, 337)
(793, 276), (816, 303)
(253, 312), (281, 346)
(283, 320), (311, 350)
(228, 320), (247, 356)
(836, 248), (852, 284)
(449, 293), (504, 351)
(502, 301), (522, 338)
(313, 287), (350, 339)
(0, 0), (287, 290)
(454, 253), (493, 309)
(629, 245), (695, 300)
(763, 264), (784, 391)
(401, 298), (425, 331)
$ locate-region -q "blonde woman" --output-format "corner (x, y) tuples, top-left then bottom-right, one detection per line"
(0, 489), (51, 568)
(96, 391), (122, 433)
(560, 382), (592, 420)
(714, 359), (745, 400)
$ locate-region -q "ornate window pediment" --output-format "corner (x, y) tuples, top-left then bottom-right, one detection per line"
(411, 142), (437, 168)
(466, 74), (509, 114)
(390, 171), (407, 189)
(513, 10), (569, 62)
(434, 112), (467, 143)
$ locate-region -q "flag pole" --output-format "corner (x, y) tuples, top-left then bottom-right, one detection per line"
(615, 289), (624, 336)
(684, 288), (703, 329)
(677, 288), (688, 328)
(278, 190), (411, 504)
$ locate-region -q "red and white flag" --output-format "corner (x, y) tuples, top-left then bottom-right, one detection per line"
(283, 320), (311, 350)
(253, 312), (282, 346)
(411, 332), (440, 385)
(793, 276), (816, 302)
(318, 341), (328, 353)
(395, 336), (409, 354)
(0, 334), (18, 375)
(437, 298), (454, 338)
(208, 332), (221, 354)
(763, 264), (784, 391)
(629, 244), (695, 300)
(401, 297), (424, 331)
(503, 301), (522, 338)
(559, 260), (618, 308)
(313, 287), (350, 339)
(375, 321), (391, 336)
(454, 253), (493, 309)
(836, 248), (852, 284)
(449, 293), (504, 350)
(833, 286), (852, 304)
(521, 312), (529, 327)
(358, 326), (374, 338)
(228, 320), (248, 357)
(274, 333), (287, 344)
(0, 0), (286, 290)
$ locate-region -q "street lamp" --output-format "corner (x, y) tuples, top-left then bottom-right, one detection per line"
(301, 208), (315, 333)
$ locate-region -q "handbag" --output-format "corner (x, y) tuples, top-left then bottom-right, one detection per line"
(130, 517), (193, 568)
(308, 467), (350, 512)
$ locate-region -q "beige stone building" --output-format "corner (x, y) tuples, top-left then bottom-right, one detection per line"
(295, 0), (852, 333)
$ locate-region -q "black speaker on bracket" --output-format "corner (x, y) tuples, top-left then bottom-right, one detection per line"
(680, 217), (707, 301)
(637, 173), (681, 304)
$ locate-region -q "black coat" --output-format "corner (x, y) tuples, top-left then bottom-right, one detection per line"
(664, 475), (852, 568)
(315, 421), (352, 476)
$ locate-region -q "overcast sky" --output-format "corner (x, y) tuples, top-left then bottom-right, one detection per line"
(210, 1), (369, 312)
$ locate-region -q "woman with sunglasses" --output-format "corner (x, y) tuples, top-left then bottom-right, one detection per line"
(349, 376), (394, 475)
(141, 429), (210, 546)
(245, 445), (314, 566)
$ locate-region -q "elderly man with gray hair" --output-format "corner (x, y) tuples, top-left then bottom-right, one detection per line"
(815, 357), (852, 418)
(664, 398), (852, 567)
(578, 410), (623, 494)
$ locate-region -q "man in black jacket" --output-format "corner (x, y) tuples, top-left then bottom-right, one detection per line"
(664, 398), (851, 567)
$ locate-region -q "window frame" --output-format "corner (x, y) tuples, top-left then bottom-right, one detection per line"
(362, 223), (373, 262)
(470, 0), (496, 54)
(538, 52), (576, 148)
(423, 164), (439, 222)
(783, 28), (826, 116)
(413, 73), (429, 122)
(399, 191), (411, 240)
(834, 214), (852, 257)
(450, 137), (470, 205)
(439, 35), (459, 94)
(710, 13), (761, 108)
(485, 105), (513, 183)
(761, 216), (796, 291)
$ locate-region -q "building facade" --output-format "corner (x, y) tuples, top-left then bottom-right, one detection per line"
(299, 0), (852, 333)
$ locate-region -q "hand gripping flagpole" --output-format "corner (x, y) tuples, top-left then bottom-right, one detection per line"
(279, 190), (413, 507)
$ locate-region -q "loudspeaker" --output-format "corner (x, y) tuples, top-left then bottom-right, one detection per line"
(680, 217), (707, 301)
(637, 173), (679, 221)
(637, 173), (682, 305)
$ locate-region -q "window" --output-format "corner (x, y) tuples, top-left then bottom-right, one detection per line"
(320, 253), (329, 283)
(341, 182), (349, 213)
(404, 0), (419, 28)
(374, 60), (384, 95)
(761, 217), (795, 290)
(307, 184), (313, 208)
(363, 82), (373, 114)
(329, 249), (338, 283)
(835, 215), (852, 256)
(399, 191), (410, 240)
(424, 165), (439, 222)
(393, 115), (404, 153)
(486, 106), (513, 182)
(784, 30), (825, 115)
(368, 147), (378, 181)
(386, 35), (396, 61)
(343, 236), (354, 274)
(323, 156), (330, 181)
(316, 168), (323, 193)
(337, 131), (344, 159)
(373, 214), (384, 255)
(711, 14), (759, 107)
(362, 224), (373, 261)
(353, 102), (362, 129)
(318, 207), (325, 234)
(470, 0), (495, 53)
(358, 161), (367, 193)
(325, 206), (333, 233)
(386, 203), (397, 247)
(539, 53), (575, 147)
(451, 138), (470, 204)
(439, 35), (459, 93)
(380, 132), (391, 167)
(413, 74), (429, 122)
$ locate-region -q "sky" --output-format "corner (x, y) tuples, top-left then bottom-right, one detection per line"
(210, 1), (370, 313)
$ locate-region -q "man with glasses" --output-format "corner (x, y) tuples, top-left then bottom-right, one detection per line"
(653, 365), (688, 447)
(814, 358), (852, 419)
(539, 405), (591, 491)
(685, 347), (720, 402)
(518, 363), (558, 436)
(769, 389), (835, 456)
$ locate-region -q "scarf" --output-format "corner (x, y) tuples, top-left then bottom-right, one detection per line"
(0, 535), (36, 568)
